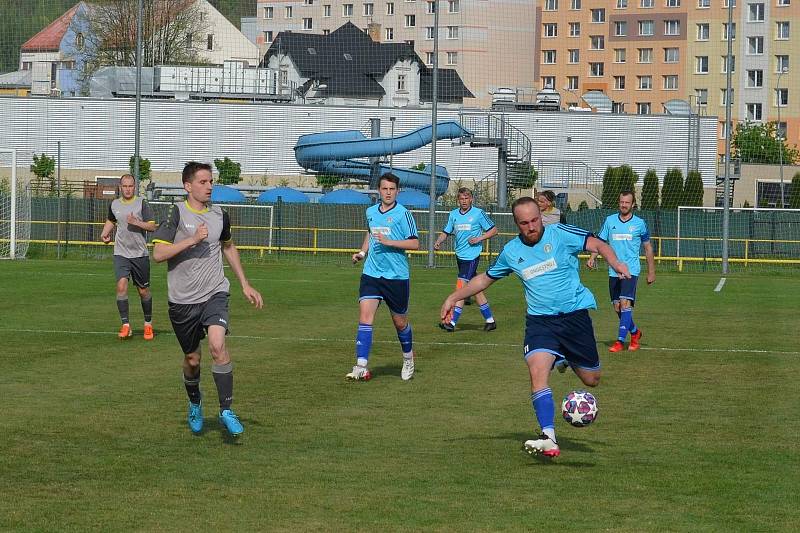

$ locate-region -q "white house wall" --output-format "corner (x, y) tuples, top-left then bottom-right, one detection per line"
(196, 0), (260, 66)
(0, 97), (718, 187)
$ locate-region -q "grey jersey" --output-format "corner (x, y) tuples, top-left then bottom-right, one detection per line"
(152, 201), (232, 304)
(107, 197), (154, 258)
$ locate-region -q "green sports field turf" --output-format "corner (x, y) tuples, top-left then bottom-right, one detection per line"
(1, 259), (798, 531)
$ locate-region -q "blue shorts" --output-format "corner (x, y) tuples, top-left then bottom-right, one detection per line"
(456, 257), (480, 282)
(359, 274), (410, 315)
(609, 275), (639, 304)
(523, 309), (600, 371)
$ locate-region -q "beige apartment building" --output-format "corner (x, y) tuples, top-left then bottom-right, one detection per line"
(537, 0), (799, 156)
(255, 0), (538, 107)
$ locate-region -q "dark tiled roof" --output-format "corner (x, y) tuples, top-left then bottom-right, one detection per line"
(262, 22), (471, 101)
(420, 67), (474, 102)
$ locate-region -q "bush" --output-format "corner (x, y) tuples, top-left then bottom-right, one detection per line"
(640, 168), (659, 210)
(129, 156), (151, 183)
(31, 153), (56, 196)
(578, 200), (589, 211)
(682, 170), (704, 207)
(315, 174), (342, 190)
(661, 168), (684, 209)
(601, 165), (638, 207)
(214, 157), (242, 185)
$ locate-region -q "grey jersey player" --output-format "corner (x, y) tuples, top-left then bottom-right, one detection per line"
(100, 174), (157, 340)
(153, 161), (263, 438)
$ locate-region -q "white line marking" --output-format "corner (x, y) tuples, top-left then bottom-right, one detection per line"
(2, 328), (798, 355)
(714, 277), (727, 292)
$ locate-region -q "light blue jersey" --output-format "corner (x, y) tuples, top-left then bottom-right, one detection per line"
(597, 213), (650, 277)
(487, 224), (597, 316)
(443, 206), (495, 260)
(362, 202), (418, 280)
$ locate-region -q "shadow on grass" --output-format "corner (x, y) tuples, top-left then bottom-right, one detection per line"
(370, 364), (403, 379)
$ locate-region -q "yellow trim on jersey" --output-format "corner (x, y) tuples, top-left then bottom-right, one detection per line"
(152, 239), (173, 245)
(184, 200), (209, 214)
(120, 196), (138, 204)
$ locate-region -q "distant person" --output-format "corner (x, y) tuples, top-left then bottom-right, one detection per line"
(100, 174), (157, 340)
(536, 190), (562, 226)
(587, 190), (655, 352)
(440, 197), (630, 458)
(152, 162), (263, 437)
(349, 174), (418, 381)
(434, 187), (498, 332)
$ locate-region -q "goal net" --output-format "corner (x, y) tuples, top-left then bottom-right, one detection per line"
(0, 150), (32, 259)
(677, 206), (800, 272)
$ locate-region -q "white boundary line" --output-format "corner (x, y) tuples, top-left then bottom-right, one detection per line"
(3, 328), (798, 355)
(714, 277), (727, 292)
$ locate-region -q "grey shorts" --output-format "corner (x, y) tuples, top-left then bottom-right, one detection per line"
(113, 255), (150, 288)
(168, 292), (230, 355)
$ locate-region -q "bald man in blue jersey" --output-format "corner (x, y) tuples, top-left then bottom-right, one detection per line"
(441, 197), (630, 458)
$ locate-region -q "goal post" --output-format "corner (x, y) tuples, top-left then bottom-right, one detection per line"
(0, 149), (32, 260)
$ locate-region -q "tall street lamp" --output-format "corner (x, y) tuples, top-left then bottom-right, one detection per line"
(776, 66), (788, 208)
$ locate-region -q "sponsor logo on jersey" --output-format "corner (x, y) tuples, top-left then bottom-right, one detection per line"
(371, 226), (391, 236)
(612, 234), (633, 241)
(455, 223), (472, 231)
(521, 258), (557, 280)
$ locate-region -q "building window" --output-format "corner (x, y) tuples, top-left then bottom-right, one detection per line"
(746, 102), (763, 121)
(776, 55), (789, 73)
(638, 48), (653, 63)
(542, 76), (556, 89)
(614, 75), (626, 89)
(724, 0), (736, 6)
(590, 35), (605, 50)
(614, 21), (627, 36)
(569, 49), (580, 63)
(387, 2), (395, 14)
(777, 0), (790, 5)
(637, 102), (651, 114)
(305, 0), (314, 5)
(641, 0), (654, 6)
(748, 36), (764, 55)
(448, 0), (459, 13)
(447, 26), (458, 39)
(664, 20), (680, 36)
(617, 0), (628, 6)
(323, 4), (331, 16)
(426, 1), (435, 13)
(722, 23), (735, 40)
(447, 51), (458, 65)
(748, 3), (765, 22)
(544, 50), (557, 64)
(426, 51), (434, 65)
(721, 88), (734, 105)
(76, 32), (85, 50)
(569, 22), (580, 36)
(589, 62), (604, 76)
(663, 75), (678, 89)
(323, 29), (330, 35)
(343, 4), (353, 16)
(572, 0), (582, 8)
(303, 18), (313, 29)
(695, 88), (708, 105)
(545, 0), (558, 10)
(397, 74), (407, 92)
(639, 20), (654, 36)
(264, 6), (273, 18)
(363, 3), (374, 16)
(747, 69), (764, 87)
(426, 26), (435, 39)
(776, 88), (789, 106)
(405, 39), (414, 47)
(721, 55), (736, 73)
(696, 56), (709, 73)
(776, 122), (787, 141)
(614, 48), (627, 63)
(638, 75), (652, 89)
(405, 14), (415, 26)
(206, 34), (213, 50)
(385, 27), (394, 40)
(612, 102), (625, 113)
(591, 8), (605, 22)
(776, 21), (790, 40)
(666, 0), (680, 6)
(664, 47), (679, 62)
(545, 23), (559, 37)
(696, 23), (709, 40)
(567, 75), (579, 90)
(264, 30), (273, 42)
(285, 6), (293, 18)
(698, 0), (710, 7)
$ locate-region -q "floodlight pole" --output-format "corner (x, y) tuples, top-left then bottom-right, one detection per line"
(133, 0), (143, 192)
(389, 116), (395, 171)
(721, 0), (733, 274)
(427, 0), (440, 267)
(777, 67), (787, 208)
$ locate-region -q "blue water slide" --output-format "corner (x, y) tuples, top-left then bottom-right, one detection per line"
(294, 121), (470, 197)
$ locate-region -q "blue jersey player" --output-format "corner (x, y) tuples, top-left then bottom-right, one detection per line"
(440, 197), (630, 457)
(587, 191), (656, 352)
(433, 187), (498, 332)
(349, 174), (419, 381)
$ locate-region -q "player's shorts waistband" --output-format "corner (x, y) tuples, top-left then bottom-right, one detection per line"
(526, 309), (588, 321)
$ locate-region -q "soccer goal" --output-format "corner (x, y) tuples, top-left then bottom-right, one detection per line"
(0, 149), (32, 260)
(677, 206), (800, 271)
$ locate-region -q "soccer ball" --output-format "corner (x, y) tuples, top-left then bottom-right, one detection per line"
(561, 390), (599, 427)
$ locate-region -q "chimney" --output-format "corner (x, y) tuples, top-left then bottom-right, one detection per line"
(367, 22), (381, 42)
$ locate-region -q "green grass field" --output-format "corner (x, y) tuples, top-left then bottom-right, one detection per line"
(1, 259), (798, 532)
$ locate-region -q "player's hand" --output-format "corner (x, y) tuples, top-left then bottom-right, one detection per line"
(242, 285), (263, 309)
(352, 251), (365, 264)
(613, 262), (632, 279)
(375, 232), (391, 246)
(127, 213), (142, 227)
(586, 257), (596, 270)
(101, 232), (112, 244)
(440, 296), (457, 325)
(193, 223), (208, 244)
(433, 241), (442, 251)
(647, 272), (656, 285)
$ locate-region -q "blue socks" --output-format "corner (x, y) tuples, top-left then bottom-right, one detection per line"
(531, 387), (555, 435)
(397, 324), (413, 355)
(356, 323), (373, 365)
(479, 303), (494, 322)
(450, 306), (463, 325)
(619, 307), (634, 341)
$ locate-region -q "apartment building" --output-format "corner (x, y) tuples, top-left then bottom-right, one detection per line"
(255, 0), (538, 107)
(537, 0), (799, 155)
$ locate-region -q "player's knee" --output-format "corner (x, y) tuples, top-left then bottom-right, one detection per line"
(116, 279), (128, 294)
(138, 286), (151, 299)
(184, 354), (200, 370)
(581, 374), (601, 387)
(208, 339), (227, 359)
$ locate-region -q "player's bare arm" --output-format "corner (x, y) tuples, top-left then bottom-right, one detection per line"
(352, 232), (371, 263)
(153, 223), (208, 263)
(644, 241), (656, 284)
(433, 231), (448, 250)
(586, 251), (600, 270)
(375, 232), (420, 251)
(468, 226), (498, 245)
(222, 240), (263, 309)
(441, 273), (495, 321)
(100, 220), (115, 243)
(586, 237), (631, 279)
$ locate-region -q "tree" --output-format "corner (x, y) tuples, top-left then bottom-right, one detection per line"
(601, 166), (620, 206)
(578, 200), (589, 211)
(640, 168), (659, 210)
(214, 157), (242, 185)
(731, 121), (800, 165)
(77, 0), (210, 84)
(129, 156), (152, 183)
(617, 164), (638, 195)
(789, 172), (800, 209)
(682, 170), (704, 207)
(661, 168), (684, 209)
(315, 174), (341, 190)
(31, 153), (56, 195)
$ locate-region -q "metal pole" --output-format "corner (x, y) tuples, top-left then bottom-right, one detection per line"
(10, 150), (16, 259)
(721, 0), (733, 274)
(57, 141), (62, 259)
(777, 68), (787, 208)
(389, 116), (395, 171)
(427, 0), (440, 267)
(134, 0), (143, 193)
